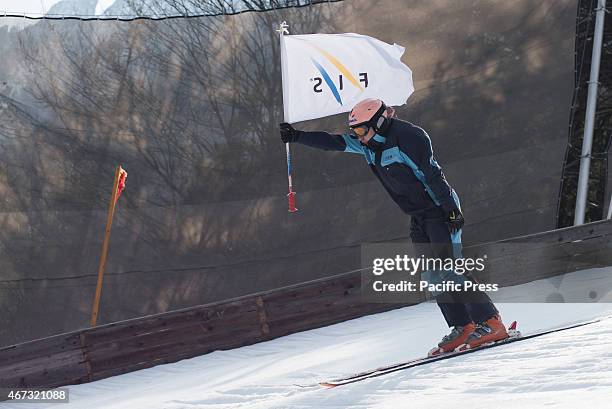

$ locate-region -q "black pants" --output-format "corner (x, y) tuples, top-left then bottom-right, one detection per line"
(410, 207), (498, 327)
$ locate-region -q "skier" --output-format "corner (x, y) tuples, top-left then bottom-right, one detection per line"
(279, 98), (508, 354)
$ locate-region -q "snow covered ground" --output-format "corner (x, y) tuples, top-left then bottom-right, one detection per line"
(4, 268), (612, 409)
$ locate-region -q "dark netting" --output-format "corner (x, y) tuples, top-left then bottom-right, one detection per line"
(0, 0), (578, 346)
(557, 0), (612, 227)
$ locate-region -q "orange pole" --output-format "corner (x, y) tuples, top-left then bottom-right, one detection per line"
(90, 165), (122, 327)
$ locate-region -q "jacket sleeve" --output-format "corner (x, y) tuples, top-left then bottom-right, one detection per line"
(400, 127), (458, 212)
(295, 131), (365, 155)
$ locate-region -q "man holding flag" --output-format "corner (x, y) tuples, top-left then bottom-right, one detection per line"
(279, 99), (508, 354)
(278, 31), (508, 354)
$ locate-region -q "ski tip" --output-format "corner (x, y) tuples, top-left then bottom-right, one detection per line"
(508, 321), (517, 331)
(319, 382), (338, 389)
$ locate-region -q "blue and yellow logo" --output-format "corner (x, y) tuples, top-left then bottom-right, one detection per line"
(310, 47), (369, 105)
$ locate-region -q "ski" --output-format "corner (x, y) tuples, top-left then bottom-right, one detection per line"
(317, 317), (604, 388)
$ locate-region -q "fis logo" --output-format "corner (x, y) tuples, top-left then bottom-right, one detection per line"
(310, 47), (368, 105)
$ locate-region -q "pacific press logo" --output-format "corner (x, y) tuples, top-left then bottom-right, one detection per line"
(309, 46), (369, 105)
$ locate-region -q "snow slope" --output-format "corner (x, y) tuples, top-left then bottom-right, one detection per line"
(4, 268), (612, 409)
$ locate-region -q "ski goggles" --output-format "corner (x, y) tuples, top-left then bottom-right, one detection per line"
(349, 124), (371, 138)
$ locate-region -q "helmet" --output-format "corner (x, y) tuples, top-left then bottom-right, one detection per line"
(348, 98), (390, 136)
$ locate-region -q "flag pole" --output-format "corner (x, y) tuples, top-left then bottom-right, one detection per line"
(278, 21), (297, 213)
(90, 165), (125, 327)
(286, 143), (297, 212)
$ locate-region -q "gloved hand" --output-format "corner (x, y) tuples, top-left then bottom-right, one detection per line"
(280, 122), (300, 143)
(447, 208), (465, 234)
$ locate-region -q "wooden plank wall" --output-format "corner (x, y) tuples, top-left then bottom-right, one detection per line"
(467, 219), (612, 286)
(1, 219), (611, 389)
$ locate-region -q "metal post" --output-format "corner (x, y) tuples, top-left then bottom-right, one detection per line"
(607, 191), (612, 219)
(574, 0), (607, 225)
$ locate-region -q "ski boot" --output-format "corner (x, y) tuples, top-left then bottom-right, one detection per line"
(455, 314), (509, 351)
(428, 322), (476, 356)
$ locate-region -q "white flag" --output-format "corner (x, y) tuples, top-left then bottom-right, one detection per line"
(280, 33), (414, 123)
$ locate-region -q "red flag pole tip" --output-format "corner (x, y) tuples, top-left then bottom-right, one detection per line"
(287, 190), (297, 213)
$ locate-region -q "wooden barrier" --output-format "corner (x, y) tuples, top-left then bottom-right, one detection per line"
(0, 333), (87, 388)
(1, 219), (611, 389)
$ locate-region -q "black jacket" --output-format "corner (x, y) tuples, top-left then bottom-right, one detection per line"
(294, 118), (459, 215)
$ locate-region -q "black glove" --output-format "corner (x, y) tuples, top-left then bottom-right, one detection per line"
(280, 122), (300, 143)
(447, 208), (465, 234)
